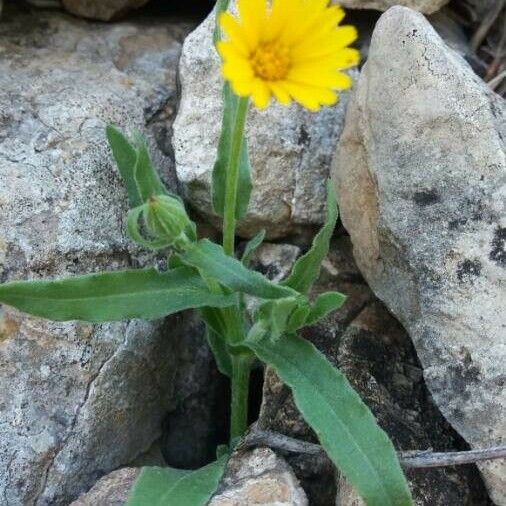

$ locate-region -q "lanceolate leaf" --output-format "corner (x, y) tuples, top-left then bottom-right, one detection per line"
(305, 291), (347, 326)
(241, 229), (266, 266)
(283, 182), (338, 294)
(201, 307), (233, 377)
(127, 456), (228, 506)
(106, 125), (142, 208)
(134, 140), (168, 202)
(205, 326), (233, 378)
(182, 239), (295, 300)
(212, 82), (252, 219)
(247, 334), (413, 506)
(0, 267), (235, 322)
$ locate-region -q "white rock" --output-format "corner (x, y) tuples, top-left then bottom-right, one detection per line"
(337, 0), (449, 14)
(334, 6), (505, 504)
(173, 7), (355, 240)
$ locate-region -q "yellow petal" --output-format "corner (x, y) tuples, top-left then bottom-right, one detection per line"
(219, 12), (251, 55)
(251, 79), (271, 109)
(268, 81), (292, 106)
(293, 26), (359, 61)
(238, 0), (267, 47)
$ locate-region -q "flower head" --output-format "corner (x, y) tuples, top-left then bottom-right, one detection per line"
(217, 0), (359, 111)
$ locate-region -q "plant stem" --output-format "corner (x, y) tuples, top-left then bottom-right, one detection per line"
(213, 0), (231, 46)
(230, 353), (252, 442)
(223, 97), (249, 256)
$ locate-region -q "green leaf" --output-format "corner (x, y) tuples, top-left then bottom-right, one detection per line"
(127, 456), (228, 506)
(305, 291), (347, 326)
(106, 125), (142, 208)
(201, 307), (233, 377)
(206, 326), (233, 377)
(212, 83), (252, 219)
(247, 334), (412, 506)
(182, 240), (295, 300)
(283, 182), (338, 294)
(0, 267), (235, 322)
(254, 297), (301, 342)
(241, 229), (266, 266)
(134, 140), (168, 202)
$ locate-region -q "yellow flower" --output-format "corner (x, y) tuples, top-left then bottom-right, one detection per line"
(217, 0), (360, 111)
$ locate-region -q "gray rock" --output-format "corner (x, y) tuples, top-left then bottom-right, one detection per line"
(248, 243), (301, 283)
(0, 8), (198, 506)
(334, 6), (505, 504)
(338, 0), (449, 14)
(173, 7), (355, 240)
(61, 0), (149, 21)
(258, 236), (491, 505)
(209, 448), (308, 506)
(70, 467), (139, 506)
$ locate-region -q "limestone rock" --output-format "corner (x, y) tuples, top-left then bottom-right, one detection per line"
(173, 7), (355, 240)
(0, 7), (198, 506)
(62, 0), (149, 21)
(209, 448), (308, 506)
(70, 468), (139, 506)
(334, 6), (505, 503)
(337, 0), (449, 14)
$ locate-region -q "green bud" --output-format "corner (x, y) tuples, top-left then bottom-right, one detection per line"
(144, 195), (193, 249)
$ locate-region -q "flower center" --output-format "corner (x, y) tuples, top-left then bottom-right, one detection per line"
(251, 42), (291, 81)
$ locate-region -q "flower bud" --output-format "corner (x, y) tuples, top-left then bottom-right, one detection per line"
(144, 195), (193, 249)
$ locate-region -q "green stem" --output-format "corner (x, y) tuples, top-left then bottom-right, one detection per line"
(230, 353), (252, 442)
(223, 97), (249, 256)
(213, 0), (231, 46)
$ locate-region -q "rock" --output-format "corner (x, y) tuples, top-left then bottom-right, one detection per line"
(209, 448), (308, 506)
(248, 243), (301, 283)
(70, 468), (139, 506)
(0, 7), (199, 506)
(334, 6), (505, 504)
(61, 0), (149, 21)
(337, 0), (449, 14)
(25, 0), (63, 7)
(428, 10), (483, 74)
(258, 236), (491, 505)
(173, 7), (355, 240)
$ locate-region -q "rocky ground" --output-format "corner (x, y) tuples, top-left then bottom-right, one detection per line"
(0, 0), (504, 505)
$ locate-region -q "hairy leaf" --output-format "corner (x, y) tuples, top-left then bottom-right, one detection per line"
(305, 291), (346, 326)
(127, 456), (228, 506)
(241, 229), (266, 266)
(182, 240), (295, 300)
(106, 126), (142, 208)
(212, 83), (252, 219)
(206, 327), (233, 378)
(253, 297), (301, 342)
(248, 334), (412, 506)
(0, 268), (235, 322)
(134, 140), (168, 202)
(201, 307), (233, 377)
(283, 182), (338, 294)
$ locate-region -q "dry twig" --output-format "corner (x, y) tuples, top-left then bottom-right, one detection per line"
(239, 425), (506, 469)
